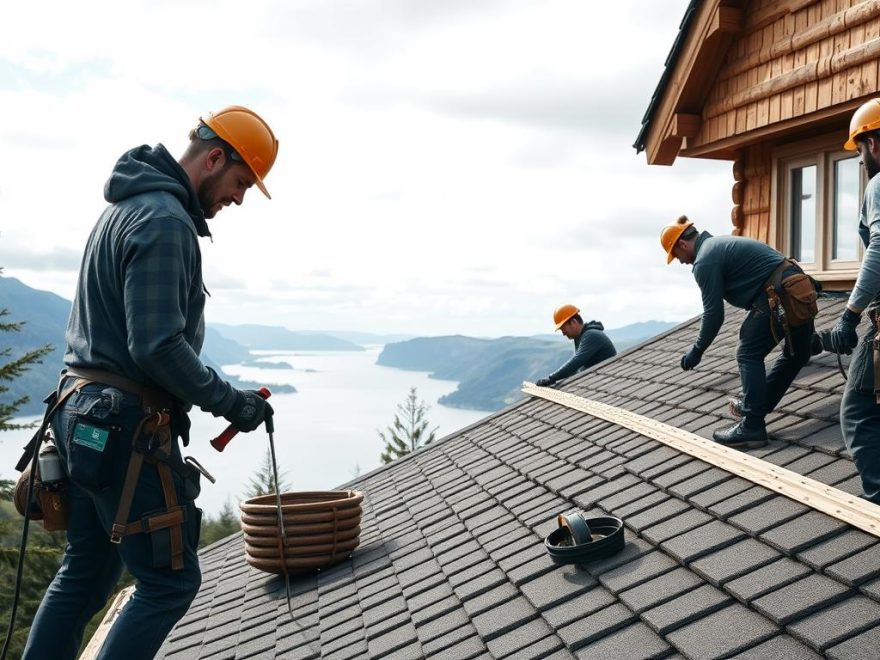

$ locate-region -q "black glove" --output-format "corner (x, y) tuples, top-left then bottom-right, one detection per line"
(535, 377), (553, 387)
(225, 389), (274, 432)
(680, 345), (703, 371)
(820, 308), (861, 355)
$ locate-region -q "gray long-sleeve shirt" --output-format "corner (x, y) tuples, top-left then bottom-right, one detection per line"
(691, 232), (785, 351)
(849, 173), (880, 311)
(549, 321), (617, 382)
(64, 144), (237, 416)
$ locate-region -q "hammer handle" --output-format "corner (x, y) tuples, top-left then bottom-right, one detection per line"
(210, 387), (272, 452)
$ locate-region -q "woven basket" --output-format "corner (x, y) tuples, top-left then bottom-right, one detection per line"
(240, 490), (363, 575)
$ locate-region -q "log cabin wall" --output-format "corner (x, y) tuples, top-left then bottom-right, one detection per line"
(680, 0), (880, 250)
(732, 144), (773, 242)
(693, 0), (880, 151)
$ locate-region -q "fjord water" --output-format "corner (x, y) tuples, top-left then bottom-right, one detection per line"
(0, 346), (486, 516)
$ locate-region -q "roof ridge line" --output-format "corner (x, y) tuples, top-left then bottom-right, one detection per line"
(522, 382), (880, 538)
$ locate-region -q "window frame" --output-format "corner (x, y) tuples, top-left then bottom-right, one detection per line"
(771, 133), (864, 282)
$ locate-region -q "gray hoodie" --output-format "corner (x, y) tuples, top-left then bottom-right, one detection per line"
(549, 321), (617, 382)
(64, 144), (237, 417)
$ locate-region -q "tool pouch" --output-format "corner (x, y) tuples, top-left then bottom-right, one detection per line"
(14, 441), (70, 532)
(779, 273), (818, 327)
(65, 388), (125, 492)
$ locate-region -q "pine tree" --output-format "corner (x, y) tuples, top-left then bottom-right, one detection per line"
(379, 387), (438, 464)
(0, 266), (60, 657)
(243, 447), (291, 498)
(199, 499), (241, 548)
(0, 276), (53, 430)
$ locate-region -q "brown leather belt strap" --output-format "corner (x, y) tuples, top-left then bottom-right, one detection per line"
(111, 414), (155, 544)
(114, 507), (186, 536)
(64, 366), (174, 412)
(157, 461), (184, 570)
(764, 259), (793, 351)
(762, 258), (790, 292)
(110, 411), (186, 570)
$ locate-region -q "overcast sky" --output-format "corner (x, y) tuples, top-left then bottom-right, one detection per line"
(0, 0), (735, 338)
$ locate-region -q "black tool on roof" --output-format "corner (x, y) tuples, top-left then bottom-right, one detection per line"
(544, 512), (625, 564)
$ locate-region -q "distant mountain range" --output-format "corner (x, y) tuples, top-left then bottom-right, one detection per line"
(377, 321), (679, 411)
(2, 274), (681, 416)
(0, 276), (295, 416)
(211, 323), (364, 351)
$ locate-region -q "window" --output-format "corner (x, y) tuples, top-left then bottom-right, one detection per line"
(789, 164), (817, 264)
(833, 155), (860, 262)
(775, 135), (864, 280)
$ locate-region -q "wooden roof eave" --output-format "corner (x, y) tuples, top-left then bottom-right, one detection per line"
(644, 1), (743, 166)
(679, 97), (866, 159)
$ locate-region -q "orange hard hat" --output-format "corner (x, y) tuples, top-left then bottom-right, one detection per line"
(845, 98), (880, 150)
(202, 105), (279, 198)
(660, 217), (694, 264)
(553, 304), (579, 330)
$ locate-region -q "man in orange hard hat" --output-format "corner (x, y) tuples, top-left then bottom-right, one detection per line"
(535, 305), (617, 387)
(662, 216), (818, 449)
(819, 97), (880, 503)
(22, 106), (278, 660)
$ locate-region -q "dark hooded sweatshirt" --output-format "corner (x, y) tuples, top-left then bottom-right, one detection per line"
(64, 144), (237, 416)
(549, 321), (617, 383)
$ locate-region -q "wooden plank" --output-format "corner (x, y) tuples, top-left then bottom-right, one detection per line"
(817, 37), (835, 108)
(672, 113), (701, 138)
(746, 100), (758, 131)
(80, 586), (136, 659)
(757, 95), (771, 127)
(758, 210), (771, 243)
(522, 383), (880, 539)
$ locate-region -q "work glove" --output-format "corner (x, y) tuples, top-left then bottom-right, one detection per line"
(819, 309), (861, 355)
(535, 377), (553, 387)
(225, 389), (274, 432)
(680, 345), (703, 371)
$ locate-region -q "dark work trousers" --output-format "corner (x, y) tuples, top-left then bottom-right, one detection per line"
(23, 382), (202, 660)
(841, 324), (880, 503)
(737, 291), (814, 430)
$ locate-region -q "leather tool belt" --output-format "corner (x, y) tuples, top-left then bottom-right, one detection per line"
(544, 512), (625, 564)
(17, 367), (189, 570)
(763, 258), (819, 354)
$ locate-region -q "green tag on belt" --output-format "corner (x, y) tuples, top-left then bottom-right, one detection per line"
(73, 422), (109, 452)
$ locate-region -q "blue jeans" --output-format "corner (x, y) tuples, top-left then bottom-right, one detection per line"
(841, 324), (880, 503)
(737, 292), (813, 429)
(23, 383), (202, 660)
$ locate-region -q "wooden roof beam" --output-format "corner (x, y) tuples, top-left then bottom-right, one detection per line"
(646, 3), (743, 166)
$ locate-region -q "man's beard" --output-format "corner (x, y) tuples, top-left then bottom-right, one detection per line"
(198, 170), (225, 219)
(867, 154), (880, 180)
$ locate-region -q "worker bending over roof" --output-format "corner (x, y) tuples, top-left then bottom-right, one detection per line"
(535, 305), (617, 387)
(662, 216), (818, 449)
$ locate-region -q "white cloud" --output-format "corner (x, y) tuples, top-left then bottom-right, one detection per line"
(0, 0), (727, 337)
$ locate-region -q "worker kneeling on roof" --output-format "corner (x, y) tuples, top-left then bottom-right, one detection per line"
(662, 216), (819, 449)
(22, 106), (277, 660)
(535, 305), (617, 387)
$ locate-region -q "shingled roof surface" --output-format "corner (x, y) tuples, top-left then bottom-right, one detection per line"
(155, 294), (880, 660)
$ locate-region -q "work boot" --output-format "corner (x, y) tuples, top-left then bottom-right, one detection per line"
(727, 397), (743, 418)
(712, 421), (768, 449)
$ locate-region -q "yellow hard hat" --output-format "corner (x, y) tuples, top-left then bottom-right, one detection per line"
(553, 304), (579, 330)
(202, 105), (279, 198)
(845, 98), (880, 150)
(660, 216), (694, 264)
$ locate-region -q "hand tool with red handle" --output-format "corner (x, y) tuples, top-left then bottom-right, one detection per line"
(210, 387), (272, 452)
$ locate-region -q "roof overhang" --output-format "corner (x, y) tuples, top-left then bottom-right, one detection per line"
(636, 0), (743, 165)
